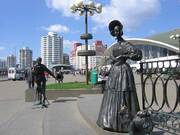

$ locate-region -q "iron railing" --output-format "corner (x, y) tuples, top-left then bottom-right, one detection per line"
(140, 58), (180, 134)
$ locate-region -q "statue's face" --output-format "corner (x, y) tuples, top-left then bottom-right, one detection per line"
(114, 25), (121, 37)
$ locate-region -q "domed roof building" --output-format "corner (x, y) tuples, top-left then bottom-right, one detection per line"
(100, 29), (180, 66)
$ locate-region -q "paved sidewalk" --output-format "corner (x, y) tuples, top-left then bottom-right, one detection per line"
(0, 97), (98, 135)
(0, 74), (179, 135)
(0, 92), (176, 135)
(78, 94), (169, 135)
(78, 94), (126, 135)
(44, 97), (98, 135)
(0, 103), (44, 135)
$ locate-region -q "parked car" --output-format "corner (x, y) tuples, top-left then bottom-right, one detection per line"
(8, 67), (25, 81)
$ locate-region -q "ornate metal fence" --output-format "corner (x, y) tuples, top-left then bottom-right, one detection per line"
(140, 58), (180, 134)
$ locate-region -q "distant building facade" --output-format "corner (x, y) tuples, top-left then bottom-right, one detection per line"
(41, 32), (63, 68)
(70, 40), (106, 69)
(90, 40), (106, 68)
(19, 47), (32, 69)
(7, 55), (16, 68)
(63, 53), (70, 65)
(70, 43), (82, 69)
(0, 59), (6, 69)
(103, 37), (179, 66)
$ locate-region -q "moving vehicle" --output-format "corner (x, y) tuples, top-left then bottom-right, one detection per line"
(8, 67), (25, 81)
(52, 64), (73, 74)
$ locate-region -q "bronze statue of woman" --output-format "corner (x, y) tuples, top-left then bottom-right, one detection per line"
(97, 20), (142, 132)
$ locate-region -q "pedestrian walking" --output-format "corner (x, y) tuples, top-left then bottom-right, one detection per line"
(56, 70), (64, 84)
(26, 67), (33, 88)
(31, 67), (35, 88)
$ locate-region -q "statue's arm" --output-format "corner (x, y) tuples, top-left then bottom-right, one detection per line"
(128, 48), (142, 61)
(108, 53), (130, 64)
(125, 42), (142, 61)
(44, 65), (56, 78)
(108, 54), (119, 64)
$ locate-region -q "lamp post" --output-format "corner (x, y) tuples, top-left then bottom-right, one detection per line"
(70, 0), (102, 85)
(170, 34), (180, 56)
(104, 44), (108, 66)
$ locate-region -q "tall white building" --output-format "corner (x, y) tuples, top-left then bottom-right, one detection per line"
(7, 55), (16, 68)
(19, 47), (32, 69)
(41, 32), (63, 68)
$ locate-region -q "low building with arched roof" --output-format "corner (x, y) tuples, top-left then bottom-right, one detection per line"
(100, 29), (180, 67)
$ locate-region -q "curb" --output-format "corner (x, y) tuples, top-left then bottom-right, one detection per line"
(0, 79), (8, 82)
(25, 88), (102, 102)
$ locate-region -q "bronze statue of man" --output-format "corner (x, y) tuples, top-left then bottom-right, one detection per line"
(34, 57), (56, 108)
(97, 20), (142, 132)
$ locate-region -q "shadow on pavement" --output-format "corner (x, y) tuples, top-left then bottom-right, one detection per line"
(52, 99), (77, 103)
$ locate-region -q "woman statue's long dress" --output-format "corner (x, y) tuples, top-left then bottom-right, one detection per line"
(97, 20), (142, 133)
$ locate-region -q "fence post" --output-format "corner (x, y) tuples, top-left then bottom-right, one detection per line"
(140, 62), (145, 110)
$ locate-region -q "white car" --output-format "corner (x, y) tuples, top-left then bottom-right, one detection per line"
(8, 67), (25, 81)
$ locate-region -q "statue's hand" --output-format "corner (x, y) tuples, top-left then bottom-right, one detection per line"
(116, 54), (129, 59)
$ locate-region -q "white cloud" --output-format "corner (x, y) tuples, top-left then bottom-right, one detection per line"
(92, 25), (103, 34)
(45, 0), (75, 17)
(92, 0), (161, 31)
(0, 46), (5, 51)
(64, 39), (78, 50)
(42, 24), (70, 33)
(45, 0), (161, 31)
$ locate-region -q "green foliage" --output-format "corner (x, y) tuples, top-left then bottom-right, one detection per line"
(46, 82), (93, 90)
(163, 67), (180, 79)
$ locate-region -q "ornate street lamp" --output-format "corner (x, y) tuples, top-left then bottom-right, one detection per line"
(170, 34), (180, 56)
(70, 0), (102, 84)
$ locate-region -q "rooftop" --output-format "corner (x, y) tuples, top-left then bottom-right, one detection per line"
(147, 29), (180, 48)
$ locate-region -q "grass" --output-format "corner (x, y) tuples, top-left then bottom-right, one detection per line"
(46, 82), (93, 90)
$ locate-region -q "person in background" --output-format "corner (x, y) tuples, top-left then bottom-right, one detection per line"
(56, 70), (64, 83)
(31, 66), (35, 88)
(99, 67), (109, 93)
(34, 57), (56, 108)
(26, 67), (33, 88)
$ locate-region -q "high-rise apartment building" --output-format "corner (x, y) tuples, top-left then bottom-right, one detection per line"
(70, 43), (82, 69)
(41, 32), (63, 68)
(7, 55), (16, 68)
(70, 41), (106, 69)
(19, 47), (32, 69)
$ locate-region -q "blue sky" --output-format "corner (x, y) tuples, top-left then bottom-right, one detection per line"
(0, 0), (179, 60)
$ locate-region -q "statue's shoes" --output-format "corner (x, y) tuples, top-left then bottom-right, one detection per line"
(34, 102), (42, 105)
(42, 104), (48, 108)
